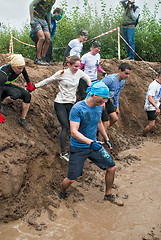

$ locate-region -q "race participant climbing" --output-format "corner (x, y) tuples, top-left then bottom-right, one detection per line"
(0, 54), (35, 129)
(99, 62), (132, 139)
(29, 0), (56, 65)
(78, 40), (107, 99)
(59, 81), (123, 206)
(34, 56), (91, 161)
(63, 29), (88, 66)
(142, 71), (161, 136)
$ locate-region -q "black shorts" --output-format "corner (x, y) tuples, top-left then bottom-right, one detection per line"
(101, 99), (115, 122)
(2, 84), (31, 103)
(146, 104), (161, 121)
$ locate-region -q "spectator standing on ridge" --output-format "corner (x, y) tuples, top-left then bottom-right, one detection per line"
(33, 56), (91, 161)
(0, 54), (35, 130)
(142, 72), (161, 137)
(100, 63), (132, 138)
(29, 0), (56, 65)
(30, 7), (64, 65)
(78, 40), (107, 100)
(63, 29), (88, 66)
(59, 81), (123, 206)
(120, 0), (140, 60)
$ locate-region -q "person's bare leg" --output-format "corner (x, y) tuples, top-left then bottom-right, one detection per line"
(105, 166), (116, 195)
(98, 120), (110, 141)
(61, 177), (74, 193)
(21, 102), (30, 119)
(109, 112), (118, 126)
(41, 32), (51, 58)
(36, 30), (45, 59)
(142, 120), (155, 136)
(2, 96), (14, 104)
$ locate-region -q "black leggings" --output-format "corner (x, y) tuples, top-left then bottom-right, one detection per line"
(2, 84), (31, 103)
(77, 78), (88, 100)
(54, 102), (73, 153)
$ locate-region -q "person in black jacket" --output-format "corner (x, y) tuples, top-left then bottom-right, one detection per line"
(0, 54), (35, 129)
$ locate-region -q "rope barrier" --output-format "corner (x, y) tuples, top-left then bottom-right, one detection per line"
(119, 33), (158, 75)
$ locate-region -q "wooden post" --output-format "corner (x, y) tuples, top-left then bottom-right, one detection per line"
(118, 27), (120, 60)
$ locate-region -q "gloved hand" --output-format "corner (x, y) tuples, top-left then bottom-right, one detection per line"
(0, 111), (5, 123)
(27, 82), (35, 92)
(90, 141), (103, 152)
(102, 71), (107, 77)
(105, 140), (113, 148)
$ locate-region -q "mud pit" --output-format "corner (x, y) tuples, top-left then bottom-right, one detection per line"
(0, 53), (161, 239)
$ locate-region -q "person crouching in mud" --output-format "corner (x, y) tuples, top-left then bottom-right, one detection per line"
(0, 54), (35, 130)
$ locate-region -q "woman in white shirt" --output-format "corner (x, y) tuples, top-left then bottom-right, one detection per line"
(35, 56), (91, 161)
(78, 41), (107, 100)
(63, 29), (88, 66)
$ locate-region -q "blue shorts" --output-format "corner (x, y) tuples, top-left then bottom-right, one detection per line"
(68, 146), (116, 180)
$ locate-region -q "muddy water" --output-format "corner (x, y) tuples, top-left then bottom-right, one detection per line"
(0, 140), (161, 240)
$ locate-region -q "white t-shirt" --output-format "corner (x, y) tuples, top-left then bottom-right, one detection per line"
(68, 39), (83, 57)
(144, 79), (161, 111)
(81, 52), (100, 81)
(35, 69), (91, 104)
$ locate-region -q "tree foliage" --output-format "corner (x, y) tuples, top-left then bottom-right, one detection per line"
(0, 0), (160, 62)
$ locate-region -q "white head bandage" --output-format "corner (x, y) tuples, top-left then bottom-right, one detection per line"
(8, 54), (25, 67)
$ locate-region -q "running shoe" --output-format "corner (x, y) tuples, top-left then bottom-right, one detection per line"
(60, 152), (69, 161)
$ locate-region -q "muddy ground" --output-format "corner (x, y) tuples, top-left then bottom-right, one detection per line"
(0, 53), (161, 239)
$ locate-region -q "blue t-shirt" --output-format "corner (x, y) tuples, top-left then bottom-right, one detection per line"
(69, 100), (102, 148)
(102, 73), (125, 107)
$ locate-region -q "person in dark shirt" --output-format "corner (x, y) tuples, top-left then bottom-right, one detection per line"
(0, 54), (35, 129)
(29, 0), (56, 65)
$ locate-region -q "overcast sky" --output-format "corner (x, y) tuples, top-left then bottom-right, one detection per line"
(0, 0), (160, 29)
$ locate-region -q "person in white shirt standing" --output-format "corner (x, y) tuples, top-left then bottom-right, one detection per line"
(34, 56), (91, 161)
(63, 29), (88, 66)
(143, 72), (161, 136)
(78, 41), (107, 100)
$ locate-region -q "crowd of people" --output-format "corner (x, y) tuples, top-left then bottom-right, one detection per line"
(0, 0), (160, 205)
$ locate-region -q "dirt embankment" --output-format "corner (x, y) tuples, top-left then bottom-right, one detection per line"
(0, 53), (161, 232)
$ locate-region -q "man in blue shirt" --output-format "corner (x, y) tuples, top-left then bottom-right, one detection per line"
(101, 62), (132, 134)
(59, 81), (124, 206)
(30, 8), (63, 65)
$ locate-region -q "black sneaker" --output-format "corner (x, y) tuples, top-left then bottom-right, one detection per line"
(1, 104), (7, 116)
(59, 192), (67, 199)
(104, 194), (124, 206)
(34, 58), (46, 65)
(60, 152), (69, 161)
(18, 118), (30, 131)
(41, 57), (49, 65)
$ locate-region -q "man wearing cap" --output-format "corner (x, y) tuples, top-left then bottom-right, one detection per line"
(120, 0), (140, 60)
(0, 54), (35, 129)
(59, 81), (123, 205)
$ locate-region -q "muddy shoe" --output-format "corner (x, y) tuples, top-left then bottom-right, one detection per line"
(59, 192), (67, 199)
(1, 104), (7, 116)
(60, 152), (69, 161)
(18, 118), (30, 131)
(104, 194), (124, 206)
